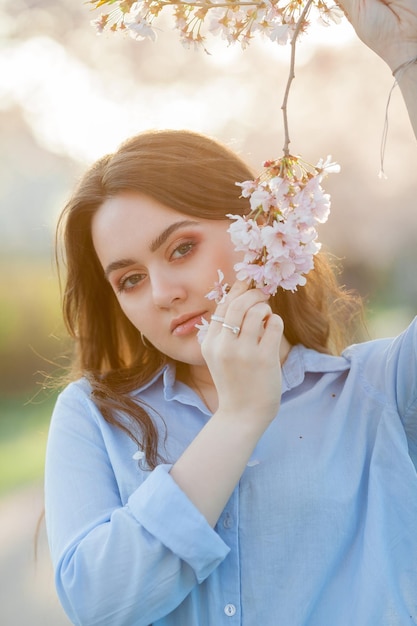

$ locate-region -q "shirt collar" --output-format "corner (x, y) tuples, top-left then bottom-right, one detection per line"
(281, 344), (350, 393)
(133, 347), (350, 402)
(133, 362), (211, 414)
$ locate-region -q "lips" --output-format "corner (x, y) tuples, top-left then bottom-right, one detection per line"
(171, 311), (207, 336)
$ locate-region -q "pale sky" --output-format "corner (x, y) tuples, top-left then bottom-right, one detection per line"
(0, 14), (356, 164)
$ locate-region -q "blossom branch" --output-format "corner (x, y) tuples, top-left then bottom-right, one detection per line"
(157, 1), (262, 6)
(90, 0), (343, 49)
(281, 0), (314, 156)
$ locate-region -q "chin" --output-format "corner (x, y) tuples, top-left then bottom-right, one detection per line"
(159, 337), (204, 366)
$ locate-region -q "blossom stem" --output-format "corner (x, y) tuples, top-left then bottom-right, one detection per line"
(127, 0), (263, 7)
(281, 0), (314, 156)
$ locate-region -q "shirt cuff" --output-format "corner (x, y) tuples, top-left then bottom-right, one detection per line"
(127, 464), (230, 583)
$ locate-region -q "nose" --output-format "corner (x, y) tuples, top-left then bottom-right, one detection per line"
(150, 270), (187, 309)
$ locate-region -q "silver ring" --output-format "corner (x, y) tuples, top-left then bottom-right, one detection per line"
(211, 314), (225, 323)
(222, 322), (241, 335)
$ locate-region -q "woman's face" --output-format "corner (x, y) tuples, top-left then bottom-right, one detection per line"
(92, 191), (242, 366)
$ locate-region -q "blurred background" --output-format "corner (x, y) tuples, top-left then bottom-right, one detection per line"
(0, 0), (416, 623)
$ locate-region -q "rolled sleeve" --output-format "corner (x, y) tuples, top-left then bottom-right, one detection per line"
(128, 464), (230, 583)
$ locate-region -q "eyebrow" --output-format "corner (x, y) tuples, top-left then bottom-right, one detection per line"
(149, 220), (199, 253)
(104, 219), (200, 280)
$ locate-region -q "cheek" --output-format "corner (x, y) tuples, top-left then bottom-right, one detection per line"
(217, 246), (242, 278)
(116, 298), (148, 331)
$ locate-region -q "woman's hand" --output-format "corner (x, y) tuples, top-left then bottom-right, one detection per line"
(338, 0), (417, 71)
(201, 280), (285, 427)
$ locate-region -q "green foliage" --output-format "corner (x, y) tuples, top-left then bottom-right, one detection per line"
(0, 258), (71, 396)
(0, 258), (69, 492)
(0, 393), (57, 495)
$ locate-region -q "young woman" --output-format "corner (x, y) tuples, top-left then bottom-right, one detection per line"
(45, 0), (417, 624)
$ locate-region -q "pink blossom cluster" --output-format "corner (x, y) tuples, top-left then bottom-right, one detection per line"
(227, 155), (340, 294)
(89, 0), (344, 49)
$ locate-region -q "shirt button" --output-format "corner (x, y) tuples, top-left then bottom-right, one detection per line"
(223, 512), (233, 529)
(224, 604), (236, 616)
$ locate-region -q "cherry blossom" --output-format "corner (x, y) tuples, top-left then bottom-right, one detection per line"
(89, 0), (344, 49)
(205, 269), (230, 304)
(227, 154), (340, 294)
(195, 316), (210, 344)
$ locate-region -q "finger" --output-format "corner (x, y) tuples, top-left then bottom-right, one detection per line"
(258, 313), (285, 367)
(207, 281), (248, 330)
(221, 284), (269, 319)
(211, 300), (274, 344)
(215, 279), (251, 312)
(259, 313), (284, 351)
(238, 302), (274, 342)
(208, 281), (268, 336)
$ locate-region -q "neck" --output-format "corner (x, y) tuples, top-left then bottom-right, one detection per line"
(185, 366), (218, 413)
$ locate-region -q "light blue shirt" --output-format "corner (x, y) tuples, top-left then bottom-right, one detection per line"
(45, 318), (417, 626)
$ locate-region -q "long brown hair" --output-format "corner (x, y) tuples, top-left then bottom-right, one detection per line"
(56, 129), (363, 468)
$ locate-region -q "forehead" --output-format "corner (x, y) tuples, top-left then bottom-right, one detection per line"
(93, 191), (183, 229)
(91, 192), (187, 259)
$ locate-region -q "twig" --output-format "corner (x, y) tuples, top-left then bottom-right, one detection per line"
(281, 0), (314, 156)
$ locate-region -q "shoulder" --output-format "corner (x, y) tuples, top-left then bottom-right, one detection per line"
(57, 376), (93, 398)
(55, 363), (168, 408)
(54, 377), (96, 413)
(291, 316), (417, 400)
(51, 365), (169, 428)
(49, 378), (105, 440)
(341, 316), (417, 411)
(342, 316), (417, 367)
